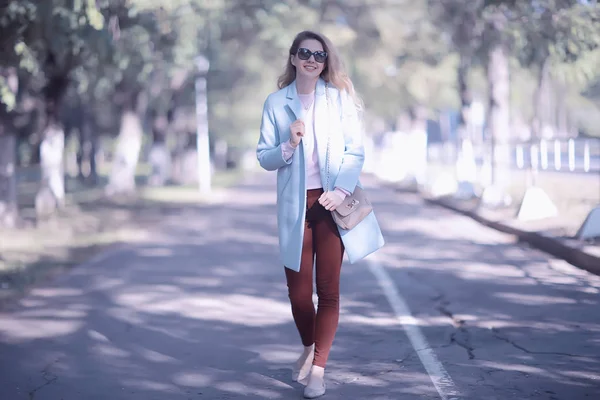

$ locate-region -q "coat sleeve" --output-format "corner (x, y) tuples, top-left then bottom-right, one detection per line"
(333, 90), (364, 193)
(256, 96), (293, 171)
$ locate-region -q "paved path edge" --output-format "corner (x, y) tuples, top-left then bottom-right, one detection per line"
(422, 196), (600, 277)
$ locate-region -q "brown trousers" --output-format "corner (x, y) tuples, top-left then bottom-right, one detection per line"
(285, 188), (345, 368)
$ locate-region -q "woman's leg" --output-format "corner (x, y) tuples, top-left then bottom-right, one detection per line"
(312, 212), (344, 368)
(285, 190), (322, 383)
(303, 210), (344, 397)
(285, 219), (316, 347)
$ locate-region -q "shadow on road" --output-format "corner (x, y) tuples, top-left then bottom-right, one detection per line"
(1, 174), (599, 399)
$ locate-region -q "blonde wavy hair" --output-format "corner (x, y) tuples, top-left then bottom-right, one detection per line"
(277, 30), (363, 110)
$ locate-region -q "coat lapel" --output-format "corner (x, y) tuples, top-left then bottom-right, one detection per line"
(284, 82), (306, 169)
(285, 79), (330, 188)
(285, 81), (304, 124)
(314, 78), (328, 178)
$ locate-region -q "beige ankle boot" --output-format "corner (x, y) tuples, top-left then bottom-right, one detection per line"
(303, 366), (326, 398)
(292, 344), (314, 384)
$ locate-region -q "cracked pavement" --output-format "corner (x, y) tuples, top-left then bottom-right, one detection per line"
(0, 172), (599, 399)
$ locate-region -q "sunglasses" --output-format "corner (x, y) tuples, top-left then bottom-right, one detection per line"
(296, 48), (328, 63)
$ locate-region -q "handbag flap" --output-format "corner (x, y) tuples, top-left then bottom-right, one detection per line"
(335, 196), (360, 217)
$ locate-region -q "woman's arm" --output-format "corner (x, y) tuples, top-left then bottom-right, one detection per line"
(256, 97), (294, 171)
(333, 90), (365, 193)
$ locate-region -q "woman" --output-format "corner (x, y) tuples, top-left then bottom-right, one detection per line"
(256, 30), (384, 398)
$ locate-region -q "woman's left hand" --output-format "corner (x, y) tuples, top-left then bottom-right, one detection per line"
(318, 191), (345, 211)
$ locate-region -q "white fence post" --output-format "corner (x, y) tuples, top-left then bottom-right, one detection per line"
(554, 139), (561, 171)
(531, 144), (539, 171)
(568, 138), (575, 172)
(540, 139), (548, 170)
(516, 145), (524, 169)
(583, 140), (590, 173)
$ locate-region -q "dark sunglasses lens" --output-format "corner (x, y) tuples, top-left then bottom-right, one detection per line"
(314, 52), (327, 63)
(297, 48), (311, 60)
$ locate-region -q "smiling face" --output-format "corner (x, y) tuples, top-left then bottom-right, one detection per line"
(291, 39), (327, 80)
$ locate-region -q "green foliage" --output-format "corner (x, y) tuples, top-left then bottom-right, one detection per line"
(1, 0), (599, 145)
(0, 75), (16, 111)
(428, 0), (600, 137)
(0, 1), (37, 63)
(32, 1), (109, 73)
(0, 1), (36, 111)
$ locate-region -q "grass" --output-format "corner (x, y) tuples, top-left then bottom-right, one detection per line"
(138, 168), (244, 204)
(0, 166), (246, 307)
(424, 162), (600, 236)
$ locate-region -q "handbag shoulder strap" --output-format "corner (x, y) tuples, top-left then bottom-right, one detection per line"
(325, 82), (331, 191)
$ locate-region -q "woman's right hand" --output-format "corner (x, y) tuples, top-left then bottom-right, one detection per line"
(289, 119), (305, 148)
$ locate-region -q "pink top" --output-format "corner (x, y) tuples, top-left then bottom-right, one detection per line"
(281, 90), (349, 199)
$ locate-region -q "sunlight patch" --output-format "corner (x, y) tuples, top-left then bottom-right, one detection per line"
(0, 318), (82, 342)
(91, 343), (131, 358)
(493, 292), (576, 306)
(113, 292), (292, 327)
(173, 371), (212, 387)
(30, 287), (84, 297)
(478, 361), (549, 376)
(122, 379), (178, 392)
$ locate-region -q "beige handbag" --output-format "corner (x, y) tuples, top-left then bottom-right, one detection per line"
(324, 83), (373, 230)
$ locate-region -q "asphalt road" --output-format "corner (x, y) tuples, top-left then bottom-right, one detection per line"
(1, 172), (599, 400)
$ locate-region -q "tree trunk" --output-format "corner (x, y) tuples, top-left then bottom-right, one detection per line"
(148, 113), (171, 186)
(531, 58), (550, 140)
(487, 44), (511, 191)
(35, 72), (70, 219)
(77, 111), (99, 185)
(170, 105), (196, 184)
(455, 53), (479, 193)
(0, 67), (19, 228)
(89, 124), (99, 185)
(106, 98), (144, 196)
(171, 131), (190, 184)
(454, 3), (477, 142)
(35, 122), (65, 219)
(0, 134), (18, 228)
(556, 83), (568, 138)
(526, 58), (550, 186)
(171, 132), (201, 186)
(457, 54), (472, 140)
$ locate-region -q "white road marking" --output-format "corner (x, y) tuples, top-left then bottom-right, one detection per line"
(368, 256), (461, 400)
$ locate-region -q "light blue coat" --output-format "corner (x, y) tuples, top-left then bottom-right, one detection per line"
(256, 78), (384, 272)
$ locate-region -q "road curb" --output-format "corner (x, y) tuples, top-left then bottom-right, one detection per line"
(423, 196), (600, 277)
